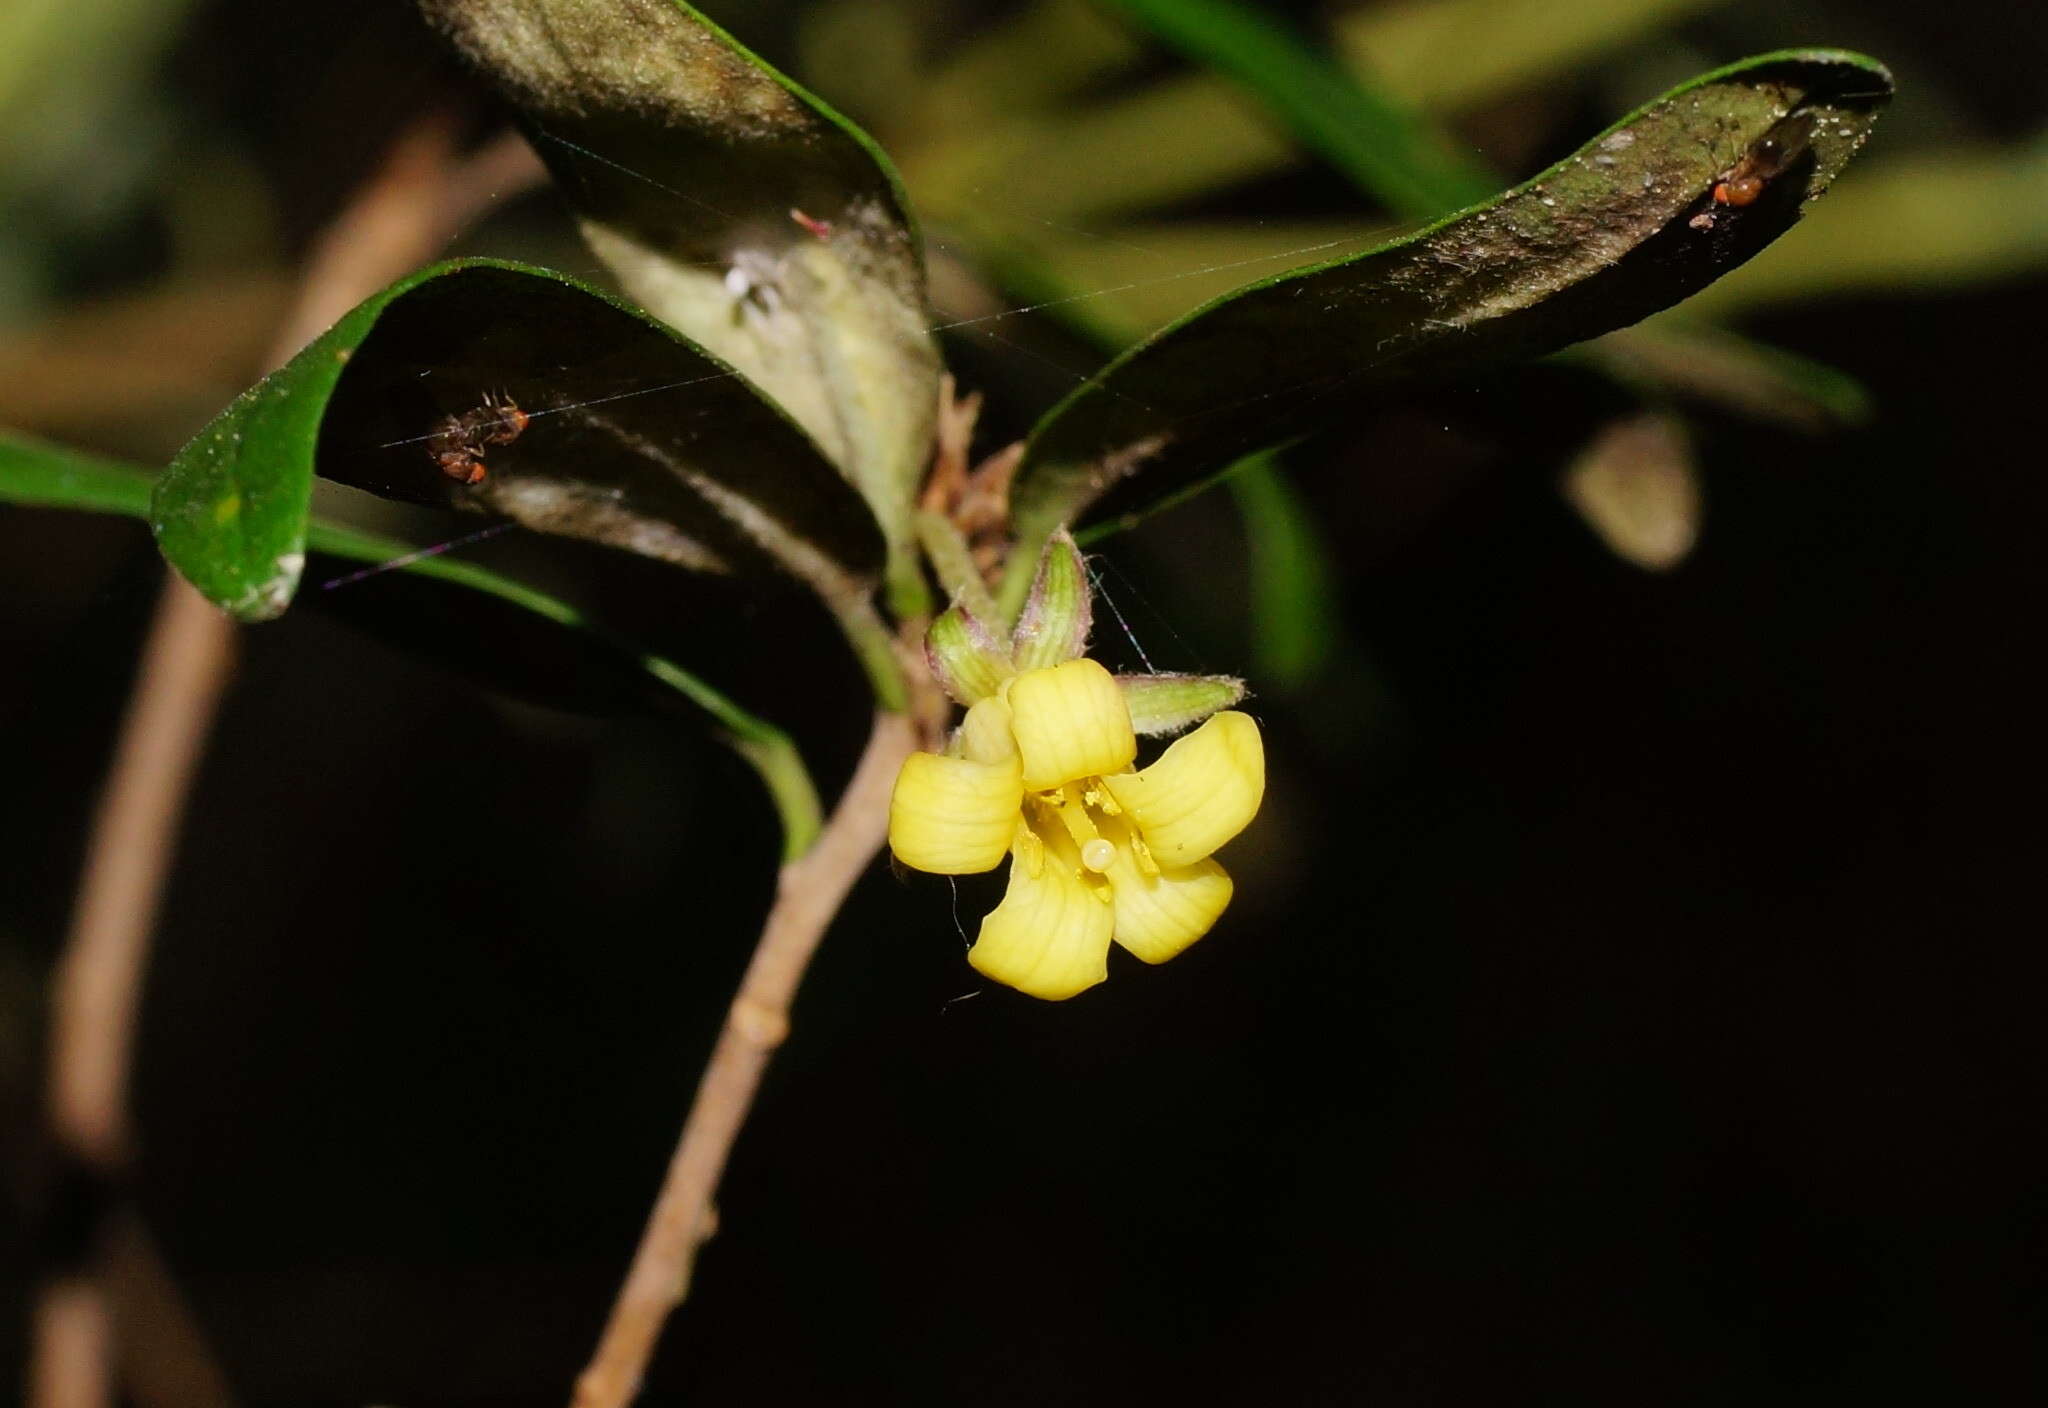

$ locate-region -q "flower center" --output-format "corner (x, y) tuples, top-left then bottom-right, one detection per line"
(1027, 780), (1160, 884)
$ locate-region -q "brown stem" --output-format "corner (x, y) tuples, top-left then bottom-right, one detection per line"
(46, 578), (235, 1168)
(29, 115), (545, 1408)
(572, 711), (919, 1408)
(28, 1280), (111, 1408)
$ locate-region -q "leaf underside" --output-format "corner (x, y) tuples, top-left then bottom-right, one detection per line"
(152, 259), (883, 621)
(1008, 49), (1893, 547)
(419, 0), (940, 603)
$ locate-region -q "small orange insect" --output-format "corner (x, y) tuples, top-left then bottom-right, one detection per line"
(1712, 110), (1817, 208)
(426, 391), (529, 486)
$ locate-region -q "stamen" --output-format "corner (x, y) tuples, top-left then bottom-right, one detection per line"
(1084, 785), (1121, 816)
(1129, 831), (1161, 878)
(1014, 820), (1044, 878)
(1048, 781), (1106, 854)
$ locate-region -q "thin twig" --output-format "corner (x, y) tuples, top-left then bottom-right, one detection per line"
(46, 577), (236, 1169)
(572, 711), (919, 1408)
(30, 113), (545, 1408)
(27, 1280), (111, 1408)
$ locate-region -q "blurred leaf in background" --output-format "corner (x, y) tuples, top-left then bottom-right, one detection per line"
(0, 0), (202, 312)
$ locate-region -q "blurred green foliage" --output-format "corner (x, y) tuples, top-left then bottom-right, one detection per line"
(789, 0), (2042, 682)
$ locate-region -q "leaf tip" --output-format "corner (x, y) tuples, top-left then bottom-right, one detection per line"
(226, 551), (303, 622)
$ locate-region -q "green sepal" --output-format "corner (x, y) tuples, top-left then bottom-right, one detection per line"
(926, 603), (1014, 704)
(1116, 672), (1248, 736)
(1010, 528), (1092, 667)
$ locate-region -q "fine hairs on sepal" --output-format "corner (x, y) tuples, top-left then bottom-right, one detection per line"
(1010, 529), (1091, 671)
(1116, 672), (1249, 736)
(926, 601), (1015, 705)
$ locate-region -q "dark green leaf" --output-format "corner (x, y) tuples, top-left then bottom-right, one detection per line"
(152, 258), (883, 622)
(420, 0), (940, 613)
(1005, 50), (1892, 562)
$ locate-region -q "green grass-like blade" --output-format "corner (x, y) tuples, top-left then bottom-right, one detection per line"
(1226, 453), (1338, 689)
(2, 431), (823, 858)
(1101, 0), (1496, 220)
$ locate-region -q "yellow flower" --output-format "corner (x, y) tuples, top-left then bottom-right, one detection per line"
(890, 658), (1264, 1000)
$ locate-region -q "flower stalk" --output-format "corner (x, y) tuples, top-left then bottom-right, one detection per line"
(915, 508), (998, 621)
(574, 711), (918, 1408)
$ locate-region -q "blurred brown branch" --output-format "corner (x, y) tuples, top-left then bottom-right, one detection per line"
(28, 112), (544, 1408)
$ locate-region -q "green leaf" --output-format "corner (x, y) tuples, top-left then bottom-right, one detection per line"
(0, 431), (153, 515)
(1003, 49), (1892, 574)
(420, 0), (940, 615)
(1, 430), (824, 858)
(1099, 0), (1497, 221)
(152, 258), (884, 623)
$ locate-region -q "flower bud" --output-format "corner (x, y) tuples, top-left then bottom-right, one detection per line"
(925, 603), (1014, 704)
(1010, 529), (1091, 671)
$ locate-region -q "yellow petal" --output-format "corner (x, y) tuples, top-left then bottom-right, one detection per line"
(955, 695), (1018, 765)
(969, 832), (1114, 1000)
(888, 750), (1022, 875)
(1005, 658), (1136, 790)
(1106, 849), (1233, 965)
(1100, 711), (1264, 866)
